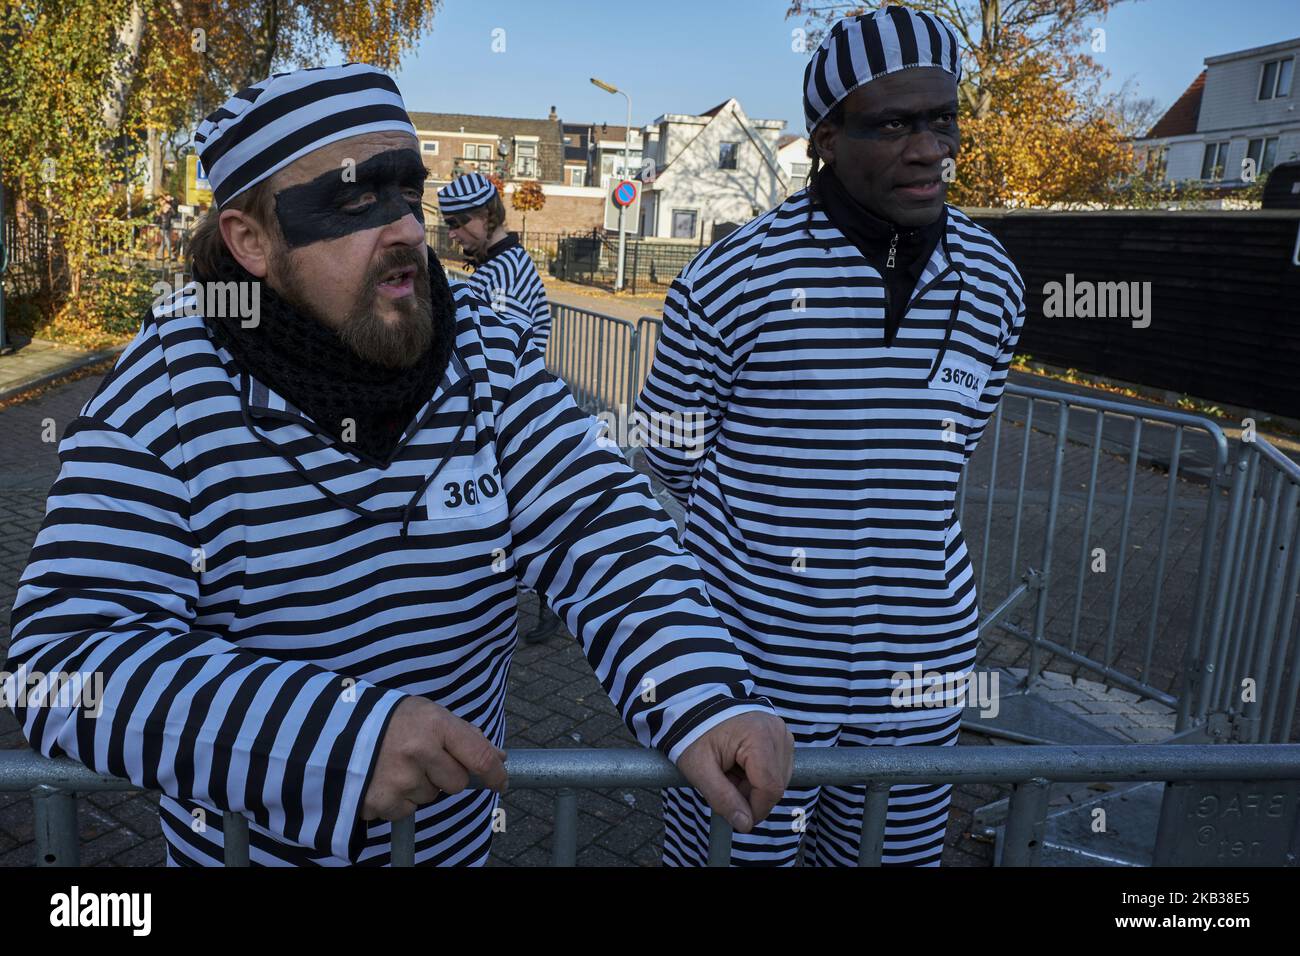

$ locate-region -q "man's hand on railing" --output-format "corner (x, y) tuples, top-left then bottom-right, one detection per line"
(362, 697), (508, 822)
(675, 712), (794, 833)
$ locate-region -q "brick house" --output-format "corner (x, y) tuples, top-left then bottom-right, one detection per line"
(410, 109), (607, 237)
(561, 123), (591, 186)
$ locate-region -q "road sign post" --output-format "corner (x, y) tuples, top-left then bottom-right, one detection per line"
(612, 179), (637, 292)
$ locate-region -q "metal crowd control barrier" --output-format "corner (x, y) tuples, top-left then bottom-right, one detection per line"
(1201, 436), (1300, 743)
(3, 746), (1298, 867)
(596, 313), (1300, 746)
(546, 304), (637, 419)
(956, 385), (1234, 721)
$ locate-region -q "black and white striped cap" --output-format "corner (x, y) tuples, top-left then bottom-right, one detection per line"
(803, 5), (962, 134)
(195, 63), (416, 208)
(436, 173), (498, 215)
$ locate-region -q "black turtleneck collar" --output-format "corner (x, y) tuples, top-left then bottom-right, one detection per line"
(814, 165), (945, 282)
(473, 231), (521, 266)
(812, 165), (948, 346)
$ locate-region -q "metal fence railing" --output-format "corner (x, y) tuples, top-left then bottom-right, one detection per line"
(3, 745), (1297, 867)
(553, 233), (703, 295)
(561, 312), (1300, 746)
(429, 225), (579, 275)
(1200, 436), (1300, 742)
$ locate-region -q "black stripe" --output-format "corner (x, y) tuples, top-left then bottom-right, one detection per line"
(861, 13), (889, 76)
(919, 13), (945, 70)
(887, 6), (920, 66)
(214, 103), (412, 206)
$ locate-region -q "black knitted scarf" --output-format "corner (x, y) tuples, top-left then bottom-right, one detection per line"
(197, 246), (456, 464)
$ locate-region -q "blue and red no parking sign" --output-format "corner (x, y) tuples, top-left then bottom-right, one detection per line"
(612, 180), (637, 207)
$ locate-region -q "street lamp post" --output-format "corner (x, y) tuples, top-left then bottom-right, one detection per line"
(590, 76), (632, 292)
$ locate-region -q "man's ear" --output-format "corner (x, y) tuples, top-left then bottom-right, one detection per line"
(812, 122), (837, 169)
(218, 208), (273, 278)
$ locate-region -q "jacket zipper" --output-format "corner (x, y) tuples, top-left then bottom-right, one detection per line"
(883, 228), (898, 347)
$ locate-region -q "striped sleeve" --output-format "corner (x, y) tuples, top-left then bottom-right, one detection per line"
(4, 418), (406, 861)
(963, 277), (1027, 459)
(493, 327), (771, 761)
(633, 277), (730, 504)
(465, 262), (501, 312)
(526, 279), (551, 356)
(470, 253), (551, 356)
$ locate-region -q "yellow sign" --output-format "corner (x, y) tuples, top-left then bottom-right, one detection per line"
(186, 154), (213, 208)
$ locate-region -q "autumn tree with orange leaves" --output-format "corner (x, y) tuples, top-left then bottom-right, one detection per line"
(510, 179), (546, 247)
(0, 0), (442, 345)
(786, 0), (1168, 208)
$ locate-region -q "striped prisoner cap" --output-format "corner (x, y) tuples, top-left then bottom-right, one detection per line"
(195, 63), (416, 208)
(803, 5), (962, 134)
(437, 173), (498, 215)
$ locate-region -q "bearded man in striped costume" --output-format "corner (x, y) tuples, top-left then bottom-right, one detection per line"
(637, 6), (1027, 866)
(4, 64), (792, 866)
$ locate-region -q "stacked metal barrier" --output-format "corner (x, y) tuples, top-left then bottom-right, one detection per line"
(623, 313), (1299, 744)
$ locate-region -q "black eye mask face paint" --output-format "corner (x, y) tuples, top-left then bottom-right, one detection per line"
(274, 148), (428, 248)
(841, 105), (960, 142)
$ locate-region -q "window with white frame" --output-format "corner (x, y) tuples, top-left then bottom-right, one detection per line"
(568, 167), (585, 186)
(514, 141), (539, 178)
(1246, 137), (1279, 177)
(421, 140), (439, 155)
(671, 208), (697, 239)
(1200, 141), (1229, 181)
(464, 143), (493, 160)
(718, 142), (739, 170)
(1259, 57), (1294, 100)
(790, 161), (810, 179)
(1143, 145), (1167, 181)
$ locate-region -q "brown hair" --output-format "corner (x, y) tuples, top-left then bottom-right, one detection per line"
(186, 175), (279, 279)
(482, 191), (507, 233)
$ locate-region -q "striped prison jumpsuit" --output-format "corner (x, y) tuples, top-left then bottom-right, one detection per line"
(663, 708), (962, 866)
(464, 233), (552, 357)
(6, 274), (772, 866)
(637, 190), (1026, 866)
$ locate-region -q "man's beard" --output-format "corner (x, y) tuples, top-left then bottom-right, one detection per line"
(274, 244), (434, 370)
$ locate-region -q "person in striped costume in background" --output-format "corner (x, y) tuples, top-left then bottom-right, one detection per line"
(438, 174), (563, 644)
(4, 64), (793, 866)
(440, 174), (552, 357)
(636, 6), (1026, 866)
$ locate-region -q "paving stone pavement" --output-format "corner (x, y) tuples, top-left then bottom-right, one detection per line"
(0, 338), (123, 400)
(0, 361), (1262, 867)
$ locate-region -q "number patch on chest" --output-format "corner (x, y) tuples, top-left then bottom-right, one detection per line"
(425, 462), (507, 520)
(442, 471), (501, 509)
(930, 357), (986, 399)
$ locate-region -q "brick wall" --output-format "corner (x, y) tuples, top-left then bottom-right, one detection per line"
(501, 190), (605, 235)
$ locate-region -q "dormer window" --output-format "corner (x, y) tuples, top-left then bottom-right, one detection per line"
(1259, 57), (1294, 100)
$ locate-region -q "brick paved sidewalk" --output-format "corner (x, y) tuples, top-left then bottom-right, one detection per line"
(0, 338), (126, 403)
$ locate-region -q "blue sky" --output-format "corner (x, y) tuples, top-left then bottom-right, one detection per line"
(389, 0), (1300, 134)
